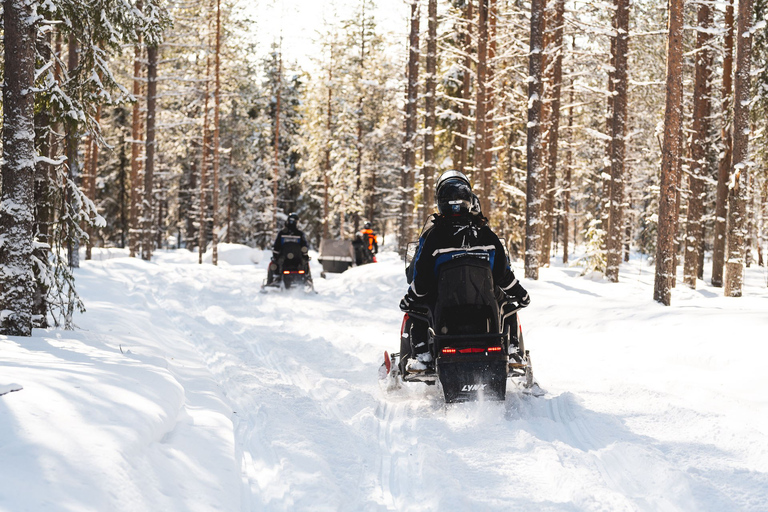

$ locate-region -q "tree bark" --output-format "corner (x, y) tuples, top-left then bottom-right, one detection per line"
(525, 0), (546, 279)
(605, 0), (630, 282)
(724, 0), (754, 296)
(400, 1), (420, 255)
(683, 1), (713, 288)
(653, 0), (684, 305)
(142, 44), (158, 261)
(422, 0), (437, 223)
(475, 0), (489, 209)
(199, 52), (212, 264)
(130, 0), (144, 258)
(65, 37), (80, 269)
(453, 0), (473, 175)
(542, 0), (566, 267)
(712, 0), (735, 287)
(563, 73), (574, 265)
(0, 0), (37, 336)
(212, 0), (222, 265)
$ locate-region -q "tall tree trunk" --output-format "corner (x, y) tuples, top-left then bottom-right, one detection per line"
(85, 102), (102, 261)
(525, 0), (546, 279)
(712, 0), (735, 287)
(654, 0), (684, 305)
(422, 0), (437, 223)
(454, 0), (473, 175)
(542, 0), (566, 267)
(355, 4), (367, 232)
(212, 0), (222, 265)
(273, 54), (282, 232)
(724, 0), (754, 296)
(400, 1), (420, 255)
(199, 53), (211, 264)
(66, 37), (80, 269)
(0, 0), (37, 336)
(483, 0), (497, 217)
(605, 0), (629, 282)
(683, 1), (713, 288)
(475, 0), (489, 210)
(323, 44), (334, 240)
(130, 0), (144, 258)
(563, 74), (574, 265)
(142, 44), (158, 261)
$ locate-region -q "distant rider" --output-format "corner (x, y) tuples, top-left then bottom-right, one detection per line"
(400, 170), (530, 370)
(360, 221), (378, 259)
(267, 212), (310, 285)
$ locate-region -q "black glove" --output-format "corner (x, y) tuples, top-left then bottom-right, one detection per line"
(399, 289), (418, 312)
(508, 281), (531, 308)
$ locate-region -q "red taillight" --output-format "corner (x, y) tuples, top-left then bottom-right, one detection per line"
(283, 271), (290, 274)
(298, 270), (305, 274)
(400, 314), (409, 336)
(487, 346), (502, 352)
(458, 347), (484, 354)
(442, 347), (456, 355)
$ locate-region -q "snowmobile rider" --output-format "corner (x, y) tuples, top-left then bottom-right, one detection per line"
(360, 221), (378, 256)
(400, 170), (531, 369)
(267, 212), (310, 285)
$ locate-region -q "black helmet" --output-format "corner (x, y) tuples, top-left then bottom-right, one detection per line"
(364, 221), (372, 230)
(437, 179), (473, 216)
(435, 170), (471, 199)
(286, 212), (298, 228)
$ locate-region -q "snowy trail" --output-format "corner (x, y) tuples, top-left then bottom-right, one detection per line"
(6, 246), (765, 511)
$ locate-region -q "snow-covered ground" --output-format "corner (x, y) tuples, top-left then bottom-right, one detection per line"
(2, 243), (767, 511)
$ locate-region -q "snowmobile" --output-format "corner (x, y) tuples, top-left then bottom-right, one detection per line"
(380, 257), (540, 403)
(262, 241), (315, 292)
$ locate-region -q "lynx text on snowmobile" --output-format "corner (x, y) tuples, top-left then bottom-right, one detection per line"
(380, 255), (541, 403)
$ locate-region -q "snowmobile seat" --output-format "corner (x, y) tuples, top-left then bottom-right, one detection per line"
(433, 257), (500, 336)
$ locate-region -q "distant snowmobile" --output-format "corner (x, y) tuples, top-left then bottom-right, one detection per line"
(261, 241), (315, 293)
(380, 257), (542, 403)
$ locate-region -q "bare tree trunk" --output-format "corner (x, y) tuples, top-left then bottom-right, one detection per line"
(142, 44), (158, 261)
(85, 101), (102, 261)
(724, 0), (754, 296)
(542, 0), (566, 266)
(130, 0), (144, 258)
(66, 37), (81, 269)
(653, 0), (684, 305)
(483, 0), (497, 217)
(422, 0), (437, 223)
(712, 0), (735, 287)
(0, 0), (37, 336)
(355, 3), (367, 232)
(605, 0), (629, 282)
(273, 53), (282, 232)
(475, 0), (489, 209)
(525, 0), (546, 279)
(683, 1), (713, 288)
(323, 45), (334, 240)
(563, 73), (574, 265)
(454, 0), (473, 175)
(212, 0), (222, 265)
(400, 1), (420, 255)
(199, 52), (211, 264)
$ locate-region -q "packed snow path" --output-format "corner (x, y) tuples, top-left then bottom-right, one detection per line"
(2, 246), (767, 511)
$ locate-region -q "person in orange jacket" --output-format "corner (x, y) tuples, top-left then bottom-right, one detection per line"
(360, 221), (378, 262)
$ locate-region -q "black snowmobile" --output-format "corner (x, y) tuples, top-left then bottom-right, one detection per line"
(262, 241), (315, 292)
(381, 256), (540, 403)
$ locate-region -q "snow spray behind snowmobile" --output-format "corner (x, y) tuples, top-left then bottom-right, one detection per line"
(381, 257), (538, 403)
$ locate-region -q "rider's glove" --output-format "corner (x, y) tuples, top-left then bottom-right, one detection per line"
(507, 281), (531, 308)
(399, 289), (418, 312)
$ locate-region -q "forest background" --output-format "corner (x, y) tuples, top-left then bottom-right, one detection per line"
(1, 0), (767, 336)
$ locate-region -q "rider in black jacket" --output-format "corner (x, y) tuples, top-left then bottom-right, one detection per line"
(400, 171), (530, 369)
(267, 212), (310, 285)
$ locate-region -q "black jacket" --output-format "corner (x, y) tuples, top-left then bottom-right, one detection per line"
(272, 226), (309, 257)
(408, 214), (520, 301)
